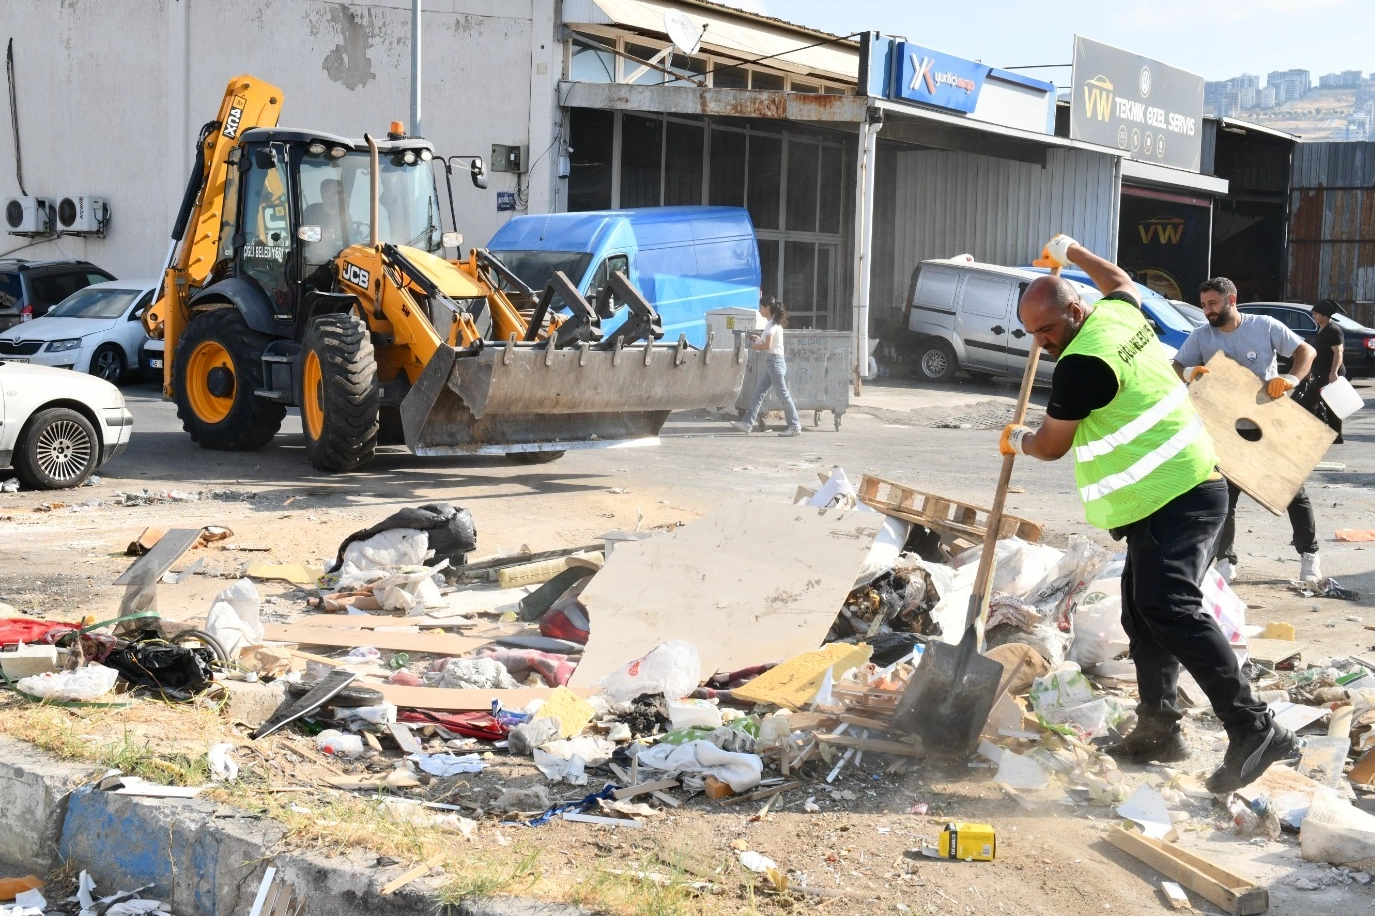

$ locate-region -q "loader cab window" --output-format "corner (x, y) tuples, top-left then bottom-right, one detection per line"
(239, 144), (294, 316)
(298, 149), (443, 257)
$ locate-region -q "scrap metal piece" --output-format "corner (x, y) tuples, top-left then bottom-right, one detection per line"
(115, 528), (202, 585)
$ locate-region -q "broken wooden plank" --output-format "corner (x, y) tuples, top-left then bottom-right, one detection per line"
(1104, 826), (1268, 916)
(719, 780), (803, 806)
(608, 762), (680, 808)
(612, 778), (679, 800)
(262, 623), (490, 656)
(857, 474), (1043, 545)
(322, 772), (421, 790)
(1190, 353), (1337, 515)
(816, 734), (924, 757)
(379, 856), (442, 896)
(563, 812), (643, 828)
(388, 723), (424, 755)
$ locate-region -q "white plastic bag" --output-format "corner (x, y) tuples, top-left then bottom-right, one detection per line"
(1069, 557), (1128, 667)
(1028, 662), (1125, 740)
(596, 640), (701, 702)
(370, 561), (447, 612)
(953, 537), (1064, 598)
(1202, 567), (1247, 647)
(335, 529), (431, 588)
(203, 578), (263, 660)
(16, 664), (120, 701)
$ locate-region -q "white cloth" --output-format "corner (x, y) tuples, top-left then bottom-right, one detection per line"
(632, 739), (763, 792)
(762, 320), (784, 356)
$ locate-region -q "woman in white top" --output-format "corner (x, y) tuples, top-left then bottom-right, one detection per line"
(731, 297), (802, 437)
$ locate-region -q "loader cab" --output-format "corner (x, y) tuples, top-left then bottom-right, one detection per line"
(218, 130), (445, 327)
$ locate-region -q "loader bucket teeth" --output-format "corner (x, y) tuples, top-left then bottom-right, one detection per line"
(399, 338), (748, 456)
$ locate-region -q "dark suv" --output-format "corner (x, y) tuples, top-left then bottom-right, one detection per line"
(1238, 302), (1375, 377)
(0, 258), (116, 331)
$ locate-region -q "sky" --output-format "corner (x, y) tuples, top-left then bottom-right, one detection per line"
(714, 0), (1373, 84)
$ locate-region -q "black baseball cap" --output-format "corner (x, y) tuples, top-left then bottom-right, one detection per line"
(1313, 298), (1344, 316)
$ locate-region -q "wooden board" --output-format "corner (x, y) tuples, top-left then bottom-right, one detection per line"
(262, 623), (490, 656)
(1104, 826), (1268, 915)
(1246, 638), (1305, 667)
(1191, 353), (1336, 514)
(567, 499), (882, 687)
(857, 475), (1043, 545)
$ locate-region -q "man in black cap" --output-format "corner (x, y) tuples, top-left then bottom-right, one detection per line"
(1296, 299), (1347, 443)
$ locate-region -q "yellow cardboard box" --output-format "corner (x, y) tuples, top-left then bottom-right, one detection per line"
(937, 822), (996, 861)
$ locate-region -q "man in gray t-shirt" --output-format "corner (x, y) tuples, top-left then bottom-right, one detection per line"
(1172, 277), (1320, 585)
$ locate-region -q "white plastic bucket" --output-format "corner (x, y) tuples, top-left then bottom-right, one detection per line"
(1321, 376), (1366, 419)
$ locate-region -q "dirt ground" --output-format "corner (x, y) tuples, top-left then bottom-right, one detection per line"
(1, 379), (1373, 914)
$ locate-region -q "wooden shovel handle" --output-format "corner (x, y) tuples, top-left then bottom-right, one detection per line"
(962, 268), (1052, 637)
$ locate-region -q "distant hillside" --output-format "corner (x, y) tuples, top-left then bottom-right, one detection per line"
(1234, 87), (1362, 140)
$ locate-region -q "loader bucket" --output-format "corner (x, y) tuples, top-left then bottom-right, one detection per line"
(399, 335), (748, 455)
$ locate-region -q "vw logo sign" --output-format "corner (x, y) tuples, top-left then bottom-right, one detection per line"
(1139, 66), (1152, 98)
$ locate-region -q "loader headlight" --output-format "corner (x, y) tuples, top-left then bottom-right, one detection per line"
(402, 150), (417, 165)
(329, 146), (347, 159)
(45, 339), (82, 352)
(419, 149), (433, 162)
(307, 142), (327, 156)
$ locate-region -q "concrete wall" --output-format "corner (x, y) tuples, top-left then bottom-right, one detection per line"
(0, 0), (561, 280)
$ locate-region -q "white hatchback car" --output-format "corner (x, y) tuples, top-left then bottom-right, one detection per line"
(0, 279), (156, 383)
(0, 361), (133, 488)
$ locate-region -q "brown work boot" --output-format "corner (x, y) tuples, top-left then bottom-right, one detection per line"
(1104, 716), (1190, 764)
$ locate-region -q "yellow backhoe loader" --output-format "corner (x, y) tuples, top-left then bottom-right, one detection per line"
(144, 75), (747, 472)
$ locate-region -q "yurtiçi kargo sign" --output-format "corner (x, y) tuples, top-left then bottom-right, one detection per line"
(1070, 35), (1204, 172)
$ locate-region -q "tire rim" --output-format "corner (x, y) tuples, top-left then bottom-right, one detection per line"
(94, 349), (121, 381)
(185, 340), (234, 424)
(923, 350), (948, 377)
(35, 419), (92, 484)
(302, 350), (325, 441)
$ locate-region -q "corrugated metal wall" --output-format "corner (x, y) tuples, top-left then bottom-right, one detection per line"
(871, 145), (1119, 320)
(1287, 142), (1375, 326)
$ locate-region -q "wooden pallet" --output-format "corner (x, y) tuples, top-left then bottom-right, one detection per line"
(857, 475), (1043, 545)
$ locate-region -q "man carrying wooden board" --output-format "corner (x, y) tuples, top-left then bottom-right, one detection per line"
(1171, 277), (1322, 586)
(999, 235), (1294, 794)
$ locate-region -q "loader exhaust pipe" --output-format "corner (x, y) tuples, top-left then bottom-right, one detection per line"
(365, 132), (380, 248)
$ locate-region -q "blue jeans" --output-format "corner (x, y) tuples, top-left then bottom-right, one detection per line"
(740, 353), (800, 430)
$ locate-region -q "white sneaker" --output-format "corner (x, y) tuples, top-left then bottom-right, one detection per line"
(1215, 559), (1235, 584)
(1300, 552), (1322, 584)
(730, 420), (752, 434)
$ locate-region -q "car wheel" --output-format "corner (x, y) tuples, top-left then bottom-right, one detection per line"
(90, 344), (125, 383)
(917, 339), (958, 382)
(13, 407), (100, 490)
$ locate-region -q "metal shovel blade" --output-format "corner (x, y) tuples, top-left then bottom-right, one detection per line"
(890, 624), (1003, 756)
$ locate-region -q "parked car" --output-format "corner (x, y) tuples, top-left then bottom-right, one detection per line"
(904, 257), (1177, 384)
(487, 206), (761, 348)
(139, 337), (165, 383)
(0, 279), (156, 382)
(0, 258), (116, 331)
(0, 360), (133, 488)
(1169, 299), (1207, 328)
(1023, 266), (1194, 350)
(1237, 301), (1375, 377)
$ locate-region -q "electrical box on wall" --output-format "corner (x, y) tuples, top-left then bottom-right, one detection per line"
(490, 144), (528, 173)
(57, 196), (109, 235)
(4, 196), (55, 236)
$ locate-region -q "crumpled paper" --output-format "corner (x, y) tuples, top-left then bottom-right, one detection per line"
(408, 752), (485, 777)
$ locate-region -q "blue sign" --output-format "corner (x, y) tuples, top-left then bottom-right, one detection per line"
(893, 42), (990, 113)
(496, 191), (516, 212)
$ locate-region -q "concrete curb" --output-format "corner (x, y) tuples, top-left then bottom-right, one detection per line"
(0, 735), (591, 916)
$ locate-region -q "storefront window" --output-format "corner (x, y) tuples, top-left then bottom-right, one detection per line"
(570, 36), (614, 83)
(664, 121), (704, 206)
(747, 134), (781, 230)
(751, 71), (785, 91)
(620, 115), (663, 208)
(568, 109), (614, 211)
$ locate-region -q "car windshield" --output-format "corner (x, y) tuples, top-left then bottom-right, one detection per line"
(488, 250), (594, 293)
(298, 150), (444, 258)
(46, 288), (141, 320)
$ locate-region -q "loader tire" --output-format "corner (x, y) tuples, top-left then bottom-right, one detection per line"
(174, 309), (286, 451)
(507, 451), (566, 465)
(300, 312), (379, 473)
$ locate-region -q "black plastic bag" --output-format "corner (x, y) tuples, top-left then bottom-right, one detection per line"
(103, 640), (215, 699)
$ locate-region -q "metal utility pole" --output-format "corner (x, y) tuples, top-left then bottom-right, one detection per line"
(410, 0), (422, 136)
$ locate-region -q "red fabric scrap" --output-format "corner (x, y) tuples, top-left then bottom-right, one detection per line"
(0, 618), (79, 648)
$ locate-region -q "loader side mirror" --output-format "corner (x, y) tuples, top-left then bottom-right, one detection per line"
(253, 148), (278, 170)
(470, 157), (488, 190)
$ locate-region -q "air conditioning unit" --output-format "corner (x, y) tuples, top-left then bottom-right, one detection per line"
(57, 195), (109, 235)
(4, 196), (55, 236)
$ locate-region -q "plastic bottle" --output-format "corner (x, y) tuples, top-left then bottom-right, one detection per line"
(316, 729), (364, 758)
(0, 876), (43, 899)
(1251, 796), (1282, 839)
(1229, 797), (1259, 835)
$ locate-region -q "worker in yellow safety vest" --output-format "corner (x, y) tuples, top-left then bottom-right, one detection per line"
(999, 235), (1295, 794)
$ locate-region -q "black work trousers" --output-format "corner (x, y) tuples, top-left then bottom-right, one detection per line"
(1215, 481), (1318, 564)
(1120, 478), (1268, 733)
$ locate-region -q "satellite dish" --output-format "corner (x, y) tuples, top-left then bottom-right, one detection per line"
(664, 10), (704, 56)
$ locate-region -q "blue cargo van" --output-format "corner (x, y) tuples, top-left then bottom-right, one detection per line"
(485, 206), (761, 348)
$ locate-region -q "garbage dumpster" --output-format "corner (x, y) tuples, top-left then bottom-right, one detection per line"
(733, 330), (851, 431)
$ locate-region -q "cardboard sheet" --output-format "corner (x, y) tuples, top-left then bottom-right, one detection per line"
(568, 499), (882, 687)
(1191, 353), (1336, 514)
